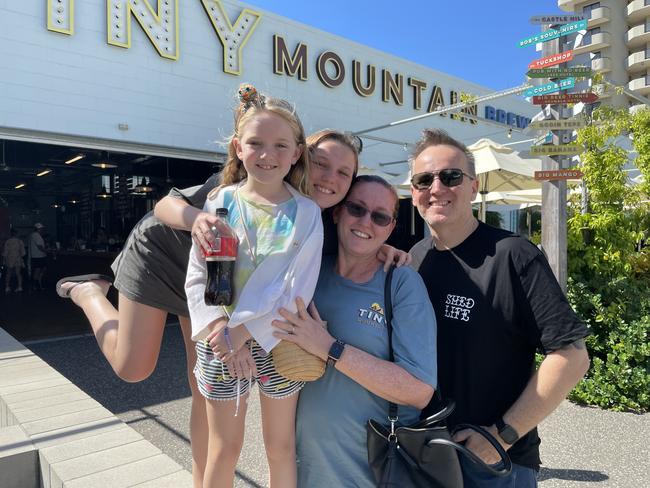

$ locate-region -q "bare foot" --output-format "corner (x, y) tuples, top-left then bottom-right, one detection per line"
(63, 280), (111, 306)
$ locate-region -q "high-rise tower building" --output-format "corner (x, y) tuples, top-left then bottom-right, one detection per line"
(558, 0), (650, 111)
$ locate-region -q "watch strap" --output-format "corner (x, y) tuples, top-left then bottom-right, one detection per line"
(327, 339), (346, 367)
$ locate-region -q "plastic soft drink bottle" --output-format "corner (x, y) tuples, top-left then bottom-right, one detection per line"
(204, 208), (237, 306)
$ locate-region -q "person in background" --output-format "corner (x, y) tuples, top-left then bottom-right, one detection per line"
(3, 228), (25, 293)
(408, 129), (590, 487)
(28, 223), (47, 291)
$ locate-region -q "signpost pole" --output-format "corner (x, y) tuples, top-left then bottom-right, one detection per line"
(540, 29), (568, 292)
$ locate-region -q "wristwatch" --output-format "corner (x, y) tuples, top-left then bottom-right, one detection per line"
(327, 339), (346, 368)
(495, 418), (520, 445)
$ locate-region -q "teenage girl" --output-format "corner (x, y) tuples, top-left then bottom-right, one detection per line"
(185, 84), (321, 488)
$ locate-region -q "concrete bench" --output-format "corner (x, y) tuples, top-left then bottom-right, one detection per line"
(0, 327), (192, 488)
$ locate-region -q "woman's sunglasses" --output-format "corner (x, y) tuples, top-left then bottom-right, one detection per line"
(411, 168), (474, 190)
(342, 201), (394, 227)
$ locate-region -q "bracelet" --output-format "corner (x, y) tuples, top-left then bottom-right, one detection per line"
(223, 327), (234, 353)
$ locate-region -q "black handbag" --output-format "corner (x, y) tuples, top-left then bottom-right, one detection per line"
(366, 266), (512, 488)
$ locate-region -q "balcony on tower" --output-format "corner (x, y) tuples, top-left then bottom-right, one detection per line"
(627, 48), (650, 74)
(627, 0), (650, 25)
(573, 30), (611, 55)
(591, 56), (612, 73)
(586, 6), (610, 28)
(628, 74), (650, 96)
(627, 23), (650, 49)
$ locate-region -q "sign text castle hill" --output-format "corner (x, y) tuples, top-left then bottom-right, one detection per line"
(46, 0), (529, 129)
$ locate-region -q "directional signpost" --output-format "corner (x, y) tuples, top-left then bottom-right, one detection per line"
(530, 144), (582, 156)
(524, 78), (575, 97)
(518, 19), (587, 48)
(528, 51), (574, 69)
(532, 92), (599, 105)
(527, 66), (592, 79)
(528, 118), (587, 130)
(530, 14), (586, 25)
(534, 169), (584, 181)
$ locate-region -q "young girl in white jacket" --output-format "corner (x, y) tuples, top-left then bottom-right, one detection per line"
(184, 84), (322, 488)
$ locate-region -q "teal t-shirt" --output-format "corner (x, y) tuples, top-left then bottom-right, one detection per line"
(296, 256), (437, 488)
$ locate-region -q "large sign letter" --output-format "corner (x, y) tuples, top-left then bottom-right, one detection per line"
(201, 0), (261, 75)
(48, 0), (73, 35)
(382, 70), (404, 105)
(316, 51), (345, 88)
(352, 61), (375, 97)
(274, 36), (308, 80)
(107, 0), (179, 60)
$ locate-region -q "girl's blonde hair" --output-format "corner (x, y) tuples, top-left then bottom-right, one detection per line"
(220, 84), (311, 196)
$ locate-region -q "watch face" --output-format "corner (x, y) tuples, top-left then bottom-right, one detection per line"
(499, 424), (519, 444)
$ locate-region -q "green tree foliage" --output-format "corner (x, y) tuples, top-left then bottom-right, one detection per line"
(567, 107), (650, 411)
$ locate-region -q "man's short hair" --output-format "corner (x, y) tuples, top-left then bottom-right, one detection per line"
(409, 129), (476, 177)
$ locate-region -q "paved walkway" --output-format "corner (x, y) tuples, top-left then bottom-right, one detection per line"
(26, 325), (649, 488)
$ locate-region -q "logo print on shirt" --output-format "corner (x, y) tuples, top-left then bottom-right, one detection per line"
(357, 302), (385, 328)
(444, 294), (475, 322)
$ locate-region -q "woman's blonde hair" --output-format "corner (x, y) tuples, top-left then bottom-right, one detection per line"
(220, 84), (311, 196)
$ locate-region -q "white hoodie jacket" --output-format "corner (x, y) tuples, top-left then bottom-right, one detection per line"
(185, 183), (324, 352)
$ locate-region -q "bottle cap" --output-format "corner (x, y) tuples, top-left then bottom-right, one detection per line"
(216, 208), (228, 217)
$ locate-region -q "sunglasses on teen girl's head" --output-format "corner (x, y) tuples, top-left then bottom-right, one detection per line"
(342, 201), (394, 227)
(410, 168), (474, 190)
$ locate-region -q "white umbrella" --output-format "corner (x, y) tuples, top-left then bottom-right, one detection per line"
(468, 138), (542, 222)
(472, 188), (543, 206)
(358, 165), (411, 198)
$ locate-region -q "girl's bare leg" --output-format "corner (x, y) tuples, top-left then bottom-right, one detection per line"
(178, 316), (208, 488)
(203, 397), (249, 488)
(260, 393), (299, 488)
(67, 281), (167, 382)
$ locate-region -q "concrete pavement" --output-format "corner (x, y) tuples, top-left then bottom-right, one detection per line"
(26, 325), (649, 488)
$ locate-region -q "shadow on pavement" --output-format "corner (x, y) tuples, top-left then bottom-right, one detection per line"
(27, 324), (190, 414)
(539, 467), (609, 482)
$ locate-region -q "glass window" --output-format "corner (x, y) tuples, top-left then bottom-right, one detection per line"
(582, 2), (600, 17)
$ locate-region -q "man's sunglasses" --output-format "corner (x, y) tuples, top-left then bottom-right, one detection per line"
(410, 168), (474, 190)
(342, 201), (394, 227)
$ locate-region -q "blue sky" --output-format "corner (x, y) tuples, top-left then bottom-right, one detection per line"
(244, 0), (563, 90)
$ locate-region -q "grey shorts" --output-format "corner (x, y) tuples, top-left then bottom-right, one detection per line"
(112, 212), (192, 317)
(194, 339), (304, 401)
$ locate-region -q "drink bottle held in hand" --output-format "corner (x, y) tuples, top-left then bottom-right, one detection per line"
(204, 208), (237, 306)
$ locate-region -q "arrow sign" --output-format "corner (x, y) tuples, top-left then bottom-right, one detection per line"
(533, 132), (555, 146)
(527, 67), (592, 78)
(535, 169), (584, 181)
(530, 14), (586, 25)
(528, 51), (574, 69)
(524, 78), (575, 97)
(530, 144), (583, 156)
(529, 118), (587, 130)
(519, 20), (587, 48)
(532, 92), (599, 105)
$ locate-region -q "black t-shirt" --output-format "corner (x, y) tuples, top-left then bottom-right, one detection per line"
(321, 208), (338, 256)
(410, 222), (589, 470)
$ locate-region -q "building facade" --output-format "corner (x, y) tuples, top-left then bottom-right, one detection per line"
(0, 1), (536, 246)
(558, 0), (650, 111)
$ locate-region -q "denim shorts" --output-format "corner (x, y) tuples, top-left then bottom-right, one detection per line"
(460, 456), (538, 488)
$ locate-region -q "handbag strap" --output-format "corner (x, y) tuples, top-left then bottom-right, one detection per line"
(383, 265), (398, 421)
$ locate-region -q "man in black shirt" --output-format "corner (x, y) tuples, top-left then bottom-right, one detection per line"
(408, 129), (590, 487)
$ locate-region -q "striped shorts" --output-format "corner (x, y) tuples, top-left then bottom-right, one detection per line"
(194, 339), (305, 401)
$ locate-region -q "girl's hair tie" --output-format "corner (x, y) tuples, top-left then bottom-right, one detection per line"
(238, 83), (262, 107)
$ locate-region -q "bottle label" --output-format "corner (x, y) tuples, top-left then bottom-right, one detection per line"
(203, 235), (237, 260)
